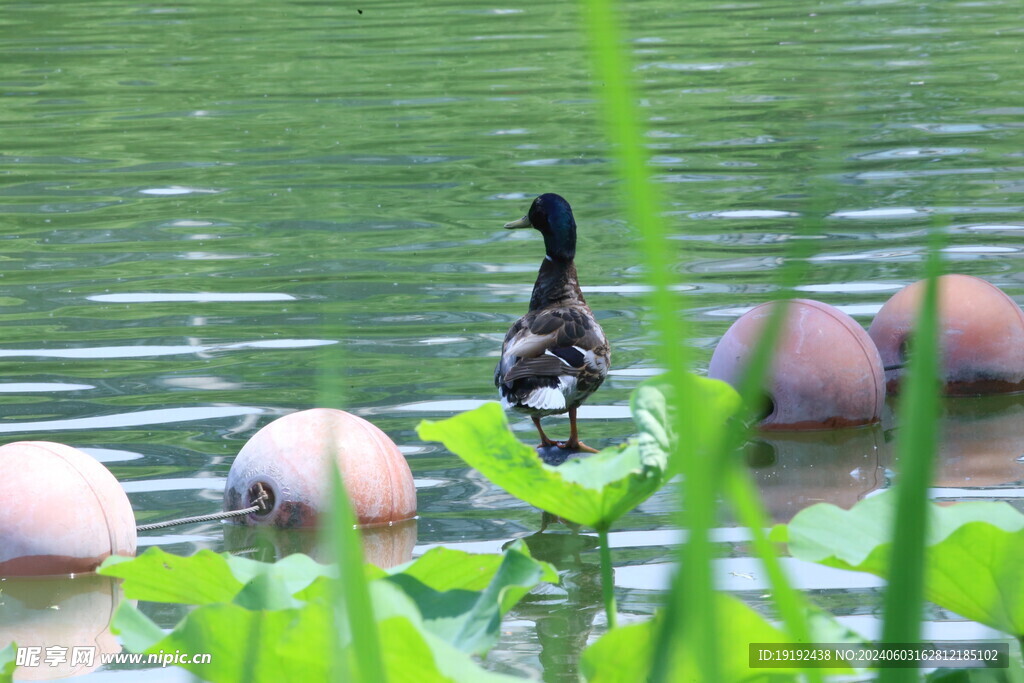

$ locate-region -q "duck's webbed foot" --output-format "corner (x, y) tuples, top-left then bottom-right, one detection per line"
(557, 440), (599, 453)
(561, 406), (599, 453)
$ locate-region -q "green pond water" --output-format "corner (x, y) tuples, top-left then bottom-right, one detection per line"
(2, 0), (1024, 679)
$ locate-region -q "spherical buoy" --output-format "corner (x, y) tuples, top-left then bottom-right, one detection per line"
(708, 299), (886, 430)
(224, 408), (417, 528)
(0, 442), (137, 577)
(868, 274), (1024, 395)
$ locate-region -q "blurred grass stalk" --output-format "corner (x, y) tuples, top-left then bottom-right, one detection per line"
(878, 229), (943, 683)
(325, 463), (387, 683)
(318, 313), (388, 681)
(580, 1), (868, 681)
(580, 0), (718, 677)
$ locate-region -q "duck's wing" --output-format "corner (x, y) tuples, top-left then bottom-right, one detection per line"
(497, 309), (607, 385)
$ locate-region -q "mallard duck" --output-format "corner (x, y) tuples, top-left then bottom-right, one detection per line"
(495, 193), (610, 453)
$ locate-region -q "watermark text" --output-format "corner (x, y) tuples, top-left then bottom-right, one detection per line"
(16, 646), (212, 668)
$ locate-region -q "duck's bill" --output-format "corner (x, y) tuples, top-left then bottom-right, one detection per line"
(503, 215), (532, 229)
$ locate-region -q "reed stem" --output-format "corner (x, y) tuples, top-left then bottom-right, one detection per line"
(597, 527), (618, 630)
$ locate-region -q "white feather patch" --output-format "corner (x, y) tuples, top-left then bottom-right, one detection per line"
(524, 386), (566, 411)
(558, 375), (579, 404)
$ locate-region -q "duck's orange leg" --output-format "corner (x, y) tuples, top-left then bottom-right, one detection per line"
(532, 416), (556, 448)
(562, 406), (598, 453)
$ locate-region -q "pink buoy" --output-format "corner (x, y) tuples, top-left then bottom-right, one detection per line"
(708, 299), (886, 430)
(224, 408), (417, 527)
(868, 274), (1024, 395)
(0, 441), (137, 577)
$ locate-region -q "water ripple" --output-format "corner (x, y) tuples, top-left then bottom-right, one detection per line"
(0, 406), (264, 434)
(0, 382), (94, 392)
(88, 292), (297, 303)
(0, 339), (335, 359)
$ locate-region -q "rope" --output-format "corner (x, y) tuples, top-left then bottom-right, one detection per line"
(136, 483), (269, 532)
(136, 505), (260, 532)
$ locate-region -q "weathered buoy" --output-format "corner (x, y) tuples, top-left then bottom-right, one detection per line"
(868, 274), (1024, 395)
(224, 408), (417, 527)
(708, 299), (886, 429)
(0, 441), (137, 577)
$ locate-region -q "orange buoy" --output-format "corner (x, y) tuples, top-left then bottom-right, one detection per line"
(868, 274), (1024, 395)
(0, 441), (136, 577)
(709, 299), (886, 430)
(224, 408), (417, 527)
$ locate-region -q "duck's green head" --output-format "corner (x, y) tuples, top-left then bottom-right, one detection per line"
(504, 193), (577, 262)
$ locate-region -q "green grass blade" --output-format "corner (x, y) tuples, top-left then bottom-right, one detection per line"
(724, 458), (823, 682)
(713, 298), (824, 683)
(579, 0), (717, 678)
(711, 142), (837, 683)
(878, 226), (943, 682)
(316, 292), (386, 682)
(716, 114), (863, 683)
(325, 464), (387, 683)
(597, 528), (618, 629)
(578, 1), (680, 354)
